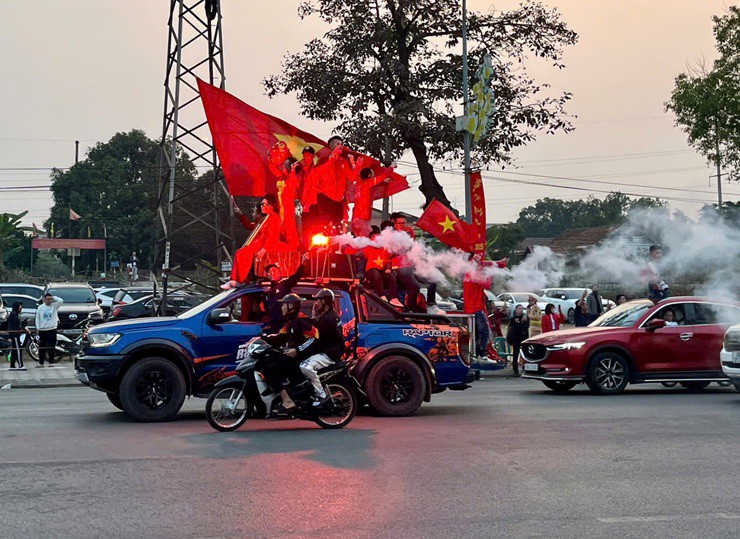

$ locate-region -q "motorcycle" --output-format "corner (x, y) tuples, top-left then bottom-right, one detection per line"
(22, 315), (93, 362)
(205, 338), (358, 431)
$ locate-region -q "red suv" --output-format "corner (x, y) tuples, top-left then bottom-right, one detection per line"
(520, 297), (740, 394)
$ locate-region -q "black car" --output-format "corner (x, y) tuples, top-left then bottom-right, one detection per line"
(111, 287), (156, 307)
(107, 293), (203, 322)
(43, 283), (105, 337)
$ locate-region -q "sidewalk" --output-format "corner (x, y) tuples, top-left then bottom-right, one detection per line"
(0, 361), (78, 389)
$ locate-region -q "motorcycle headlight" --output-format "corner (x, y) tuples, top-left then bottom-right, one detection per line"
(88, 333), (121, 348)
(547, 342), (586, 351)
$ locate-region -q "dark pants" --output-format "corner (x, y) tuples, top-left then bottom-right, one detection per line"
(10, 334), (23, 368)
(511, 343), (522, 375)
(396, 268), (421, 311)
(260, 352), (303, 392)
(38, 329), (57, 365)
(365, 268), (399, 299)
(474, 311), (491, 357)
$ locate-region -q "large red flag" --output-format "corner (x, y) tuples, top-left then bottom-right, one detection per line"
(416, 199), (475, 252)
(469, 170), (487, 253)
(197, 79), (409, 199)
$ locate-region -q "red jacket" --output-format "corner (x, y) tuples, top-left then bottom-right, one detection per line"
(541, 311), (566, 333)
(463, 273), (491, 314)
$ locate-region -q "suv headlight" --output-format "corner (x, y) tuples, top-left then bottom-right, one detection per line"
(88, 333), (121, 348)
(547, 342), (586, 351)
(725, 329), (740, 352)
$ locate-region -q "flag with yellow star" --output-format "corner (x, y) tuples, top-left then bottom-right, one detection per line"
(198, 79), (409, 200)
(416, 199), (476, 252)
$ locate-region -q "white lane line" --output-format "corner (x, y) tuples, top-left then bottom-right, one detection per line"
(598, 513), (740, 524)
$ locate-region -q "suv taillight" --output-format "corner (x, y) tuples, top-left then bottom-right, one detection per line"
(111, 307), (122, 317)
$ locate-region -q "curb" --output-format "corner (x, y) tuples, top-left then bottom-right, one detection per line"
(5, 380), (82, 389)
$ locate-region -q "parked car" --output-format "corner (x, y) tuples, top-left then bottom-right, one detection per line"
(76, 282), (475, 422)
(95, 288), (122, 313)
(0, 283), (43, 300)
(496, 292), (550, 317)
(520, 297), (740, 394)
(419, 287), (457, 312)
(0, 294), (38, 327)
(43, 283), (105, 338)
(540, 288), (616, 324)
(721, 324), (740, 392)
(107, 293), (202, 322)
(0, 292), (7, 329)
(112, 286), (155, 307)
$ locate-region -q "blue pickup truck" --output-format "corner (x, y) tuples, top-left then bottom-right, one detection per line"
(76, 280), (475, 422)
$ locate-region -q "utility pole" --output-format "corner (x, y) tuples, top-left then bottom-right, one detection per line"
(75, 140), (79, 164)
(461, 0), (472, 224)
(715, 136), (723, 206)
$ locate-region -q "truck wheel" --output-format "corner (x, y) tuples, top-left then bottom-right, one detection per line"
(585, 352), (629, 395)
(542, 380), (577, 393)
(567, 308), (575, 324)
(119, 357), (186, 422)
(365, 357), (425, 416)
(106, 392), (124, 410)
(679, 381), (710, 391)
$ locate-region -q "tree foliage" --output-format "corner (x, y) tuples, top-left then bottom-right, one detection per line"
(485, 223), (523, 261)
(265, 0), (578, 208)
(666, 6), (740, 183)
(0, 211), (32, 266)
(515, 193), (666, 237)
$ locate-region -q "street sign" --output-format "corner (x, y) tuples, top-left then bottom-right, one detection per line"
(110, 261), (120, 268)
(67, 248), (81, 256)
(221, 261), (233, 272)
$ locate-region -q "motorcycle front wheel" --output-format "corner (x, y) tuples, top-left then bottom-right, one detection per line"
(315, 383), (357, 430)
(205, 386), (250, 432)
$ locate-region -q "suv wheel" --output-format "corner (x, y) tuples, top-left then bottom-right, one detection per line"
(119, 357), (186, 422)
(679, 381), (710, 391)
(542, 380), (577, 393)
(586, 352), (629, 395)
(365, 357), (425, 416)
(567, 308), (575, 324)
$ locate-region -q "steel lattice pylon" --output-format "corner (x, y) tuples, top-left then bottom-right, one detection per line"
(155, 0), (231, 303)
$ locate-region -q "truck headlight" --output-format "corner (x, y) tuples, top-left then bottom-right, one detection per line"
(547, 342), (586, 351)
(88, 333), (121, 348)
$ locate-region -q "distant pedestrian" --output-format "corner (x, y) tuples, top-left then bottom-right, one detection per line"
(644, 244), (670, 302)
(527, 296), (542, 337)
(574, 290), (590, 327)
(541, 304), (566, 333)
(586, 284), (604, 320)
(8, 302), (26, 370)
(130, 251), (139, 282)
(506, 304), (529, 377)
(615, 293), (628, 306)
(35, 293), (63, 367)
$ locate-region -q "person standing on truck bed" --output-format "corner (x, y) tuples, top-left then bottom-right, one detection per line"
(35, 293), (63, 367)
(263, 253), (308, 332)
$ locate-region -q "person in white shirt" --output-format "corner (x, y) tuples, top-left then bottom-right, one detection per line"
(34, 294), (63, 367)
(663, 309), (679, 327)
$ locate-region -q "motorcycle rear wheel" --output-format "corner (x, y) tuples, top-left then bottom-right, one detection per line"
(315, 383), (357, 429)
(206, 386), (249, 432)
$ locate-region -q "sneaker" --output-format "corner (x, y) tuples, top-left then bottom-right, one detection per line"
(390, 298), (403, 308)
(473, 356), (496, 366)
(35, 364), (45, 368)
(312, 394), (330, 407)
(427, 304), (446, 315)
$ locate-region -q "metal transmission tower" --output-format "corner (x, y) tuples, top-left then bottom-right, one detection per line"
(155, 0), (231, 304)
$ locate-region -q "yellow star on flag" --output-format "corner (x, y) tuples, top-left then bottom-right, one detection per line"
(438, 215), (456, 233)
(373, 256), (385, 267)
(274, 134), (324, 160)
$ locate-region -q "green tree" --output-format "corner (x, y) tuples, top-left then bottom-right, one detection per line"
(265, 0), (577, 208)
(485, 223), (523, 261)
(0, 211), (32, 266)
(666, 6), (740, 186)
(516, 193), (665, 237)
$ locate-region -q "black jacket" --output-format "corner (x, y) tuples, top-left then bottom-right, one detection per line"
(265, 265), (305, 331)
(506, 315), (529, 346)
(264, 313), (321, 361)
(312, 309), (344, 362)
(8, 304), (23, 333)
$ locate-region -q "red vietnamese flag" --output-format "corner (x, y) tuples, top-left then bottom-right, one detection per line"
(469, 170), (487, 254)
(417, 199), (475, 252)
(197, 79), (409, 199)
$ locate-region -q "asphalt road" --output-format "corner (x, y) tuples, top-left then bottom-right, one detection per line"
(1, 377), (738, 538)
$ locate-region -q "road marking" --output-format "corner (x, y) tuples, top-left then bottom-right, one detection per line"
(598, 513), (740, 524)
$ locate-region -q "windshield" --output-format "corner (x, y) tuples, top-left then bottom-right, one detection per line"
(48, 287), (96, 304)
(1, 286), (42, 298)
(563, 290), (585, 300)
(177, 289), (234, 319)
(512, 293), (535, 303)
(589, 301), (652, 328)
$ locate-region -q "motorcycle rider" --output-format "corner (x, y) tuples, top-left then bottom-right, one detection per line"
(263, 253), (309, 332)
(304, 289), (345, 406)
(262, 293), (321, 411)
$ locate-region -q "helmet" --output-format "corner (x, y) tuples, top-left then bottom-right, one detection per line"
(277, 293), (302, 305)
(313, 288), (335, 301)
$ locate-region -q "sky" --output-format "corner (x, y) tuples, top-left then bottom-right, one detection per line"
(1, 0), (738, 229)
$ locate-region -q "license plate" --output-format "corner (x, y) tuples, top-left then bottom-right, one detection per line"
(64, 329), (83, 335)
(734, 351), (740, 363)
(524, 363), (539, 372)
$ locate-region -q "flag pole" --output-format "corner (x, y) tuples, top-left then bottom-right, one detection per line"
(462, 0), (472, 224)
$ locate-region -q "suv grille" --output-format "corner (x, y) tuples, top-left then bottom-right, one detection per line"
(522, 343), (548, 361)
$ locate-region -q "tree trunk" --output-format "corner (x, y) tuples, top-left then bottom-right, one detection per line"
(405, 134), (452, 210)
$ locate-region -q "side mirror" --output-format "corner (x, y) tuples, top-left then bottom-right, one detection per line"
(207, 308), (232, 325)
(97, 298), (103, 305)
(646, 319), (666, 332)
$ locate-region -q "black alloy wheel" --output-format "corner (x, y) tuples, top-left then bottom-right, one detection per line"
(119, 357), (187, 422)
(315, 383), (357, 429)
(365, 357), (425, 416)
(586, 353), (630, 395)
(542, 380), (578, 393)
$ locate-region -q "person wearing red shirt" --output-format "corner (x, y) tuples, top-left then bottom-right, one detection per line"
(351, 164), (392, 237)
(464, 253), (493, 358)
(363, 226), (401, 306)
(309, 136), (353, 233)
(541, 303), (567, 333)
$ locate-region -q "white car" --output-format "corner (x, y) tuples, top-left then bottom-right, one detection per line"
(95, 288), (121, 312)
(495, 292), (554, 318)
(721, 324), (740, 392)
(540, 288), (617, 324)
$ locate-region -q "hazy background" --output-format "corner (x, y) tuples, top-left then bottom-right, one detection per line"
(1, 0), (738, 228)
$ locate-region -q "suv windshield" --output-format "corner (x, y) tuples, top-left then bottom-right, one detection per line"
(589, 301), (652, 328)
(178, 289), (233, 319)
(48, 287), (96, 304)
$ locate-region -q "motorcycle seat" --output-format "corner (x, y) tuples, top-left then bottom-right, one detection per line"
(316, 360), (347, 375)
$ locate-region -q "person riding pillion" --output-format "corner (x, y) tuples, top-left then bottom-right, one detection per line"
(303, 289), (345, 406)
(261, 293), (322, 411)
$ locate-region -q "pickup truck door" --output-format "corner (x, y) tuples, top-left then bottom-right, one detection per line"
(193, 290), (265, 391)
